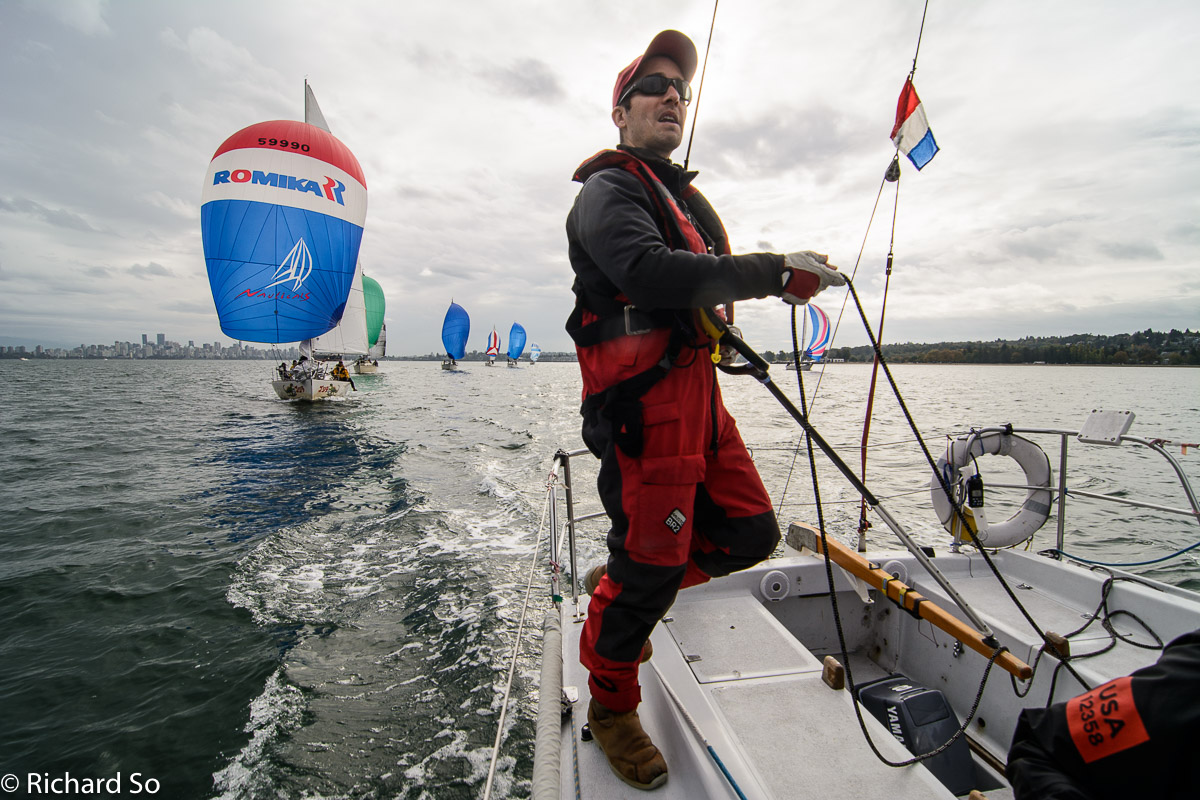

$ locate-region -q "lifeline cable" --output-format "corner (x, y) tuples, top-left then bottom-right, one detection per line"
(481, 476), (555, 800)
(1052, 542), (1200, 568)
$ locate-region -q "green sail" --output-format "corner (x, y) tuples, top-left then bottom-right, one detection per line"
(362, 275), (385, 347)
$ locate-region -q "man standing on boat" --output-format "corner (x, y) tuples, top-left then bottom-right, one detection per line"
(564, 29), (845, 790)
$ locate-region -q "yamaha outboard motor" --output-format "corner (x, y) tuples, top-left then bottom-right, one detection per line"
(857, 676), (975, 795)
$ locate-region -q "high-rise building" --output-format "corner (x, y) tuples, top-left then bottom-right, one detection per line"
(142, 334), (148, 345)
(156, 333), (166, 347)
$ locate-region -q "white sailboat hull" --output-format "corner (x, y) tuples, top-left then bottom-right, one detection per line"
(352, 361), (378, 374)
(271, 378), (353, 401)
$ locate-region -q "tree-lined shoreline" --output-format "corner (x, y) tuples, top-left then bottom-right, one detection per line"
(762, 329), (1199, 366)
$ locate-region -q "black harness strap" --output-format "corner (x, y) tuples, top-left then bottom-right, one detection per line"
(565, 303), (676, 348)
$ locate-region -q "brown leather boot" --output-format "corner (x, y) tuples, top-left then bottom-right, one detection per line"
(587, 699), (668, 790)
(583, 564), (652, 662)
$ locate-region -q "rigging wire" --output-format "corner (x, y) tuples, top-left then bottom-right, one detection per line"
(682, 0), (720, 172)
(855, 0), (931, 542)
(857, 165), (902, 547)
(909, 0), (932, 80)
(774, 158), (893, 518)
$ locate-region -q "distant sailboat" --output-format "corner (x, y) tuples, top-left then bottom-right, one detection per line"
(506, 322), (526, 367)
(201, 80), (367, 401)
(441, 302), (470, 370)
(291, 82), (369, 394)
(370, 323), (387, 360)
(786, 303), (831, 371)
(485, 328), (501, 367)
(355, 274), (385, 373)
(529, 343), (541, 364)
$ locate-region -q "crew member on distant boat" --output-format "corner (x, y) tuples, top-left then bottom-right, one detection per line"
(564, 29), (845, 790)
(331, 360), (355, 389)
(290, 356), (310, 379)
(1007, 628), (1200, 800)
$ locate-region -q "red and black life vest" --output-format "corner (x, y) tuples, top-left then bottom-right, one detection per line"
(566, 149), (730, 351)
(567, 149), (731, 457)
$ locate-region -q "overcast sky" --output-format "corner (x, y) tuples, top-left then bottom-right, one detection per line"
(2, 0), (1197, 355)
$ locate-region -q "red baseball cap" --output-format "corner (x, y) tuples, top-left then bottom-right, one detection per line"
(611, 30), (698, 109)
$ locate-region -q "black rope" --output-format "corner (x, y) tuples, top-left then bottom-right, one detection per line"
(841, 277), (1095, 691)
(1011, 571), (1166, 703)
(790, 304), (1008, 769)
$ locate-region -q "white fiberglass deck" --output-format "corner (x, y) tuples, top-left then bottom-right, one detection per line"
(557, 589), (958, 799)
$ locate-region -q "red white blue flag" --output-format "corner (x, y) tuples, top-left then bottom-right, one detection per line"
(891, 78), (938, 170)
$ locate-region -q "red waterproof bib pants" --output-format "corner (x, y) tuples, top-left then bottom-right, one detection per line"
(571, 151), (781, 712)
(577, 325), (779, 712)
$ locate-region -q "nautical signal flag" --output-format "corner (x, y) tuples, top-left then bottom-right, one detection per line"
(891, 78), (938, 170)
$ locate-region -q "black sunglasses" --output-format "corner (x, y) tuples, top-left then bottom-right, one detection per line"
(618, 74), (692, 106)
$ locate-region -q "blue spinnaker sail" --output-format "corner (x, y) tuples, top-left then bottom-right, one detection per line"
(201, 120), (367, 344)
(442, 302), (470, 359)
(507, 323), (526, 360)
(530, 343), (541, 363)
(805, 304), (831, 361)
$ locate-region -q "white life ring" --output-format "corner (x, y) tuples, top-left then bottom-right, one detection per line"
(930, 429), (1053, 548)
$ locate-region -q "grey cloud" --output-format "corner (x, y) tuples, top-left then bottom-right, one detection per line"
(1000, 238), (1065, 262)
(486, 58), (565, 102)
(129, 262), (173, 279)
(1098, 241), (1164, 261)
(0, 197), (98, 232)
(38, 1), (112, 37)
(163, 300), (219, 315)
(1169, 222), (1200, 243)
(700, 105), (874, 182)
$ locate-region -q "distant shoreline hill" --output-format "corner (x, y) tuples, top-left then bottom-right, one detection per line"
(3, 330), (1197, 364)
(757, 329), (1199, 367)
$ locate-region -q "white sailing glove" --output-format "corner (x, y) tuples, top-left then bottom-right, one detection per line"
(780, 251), (846, 305)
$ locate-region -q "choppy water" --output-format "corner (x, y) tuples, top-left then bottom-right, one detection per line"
(1, 359), (1196, 798)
